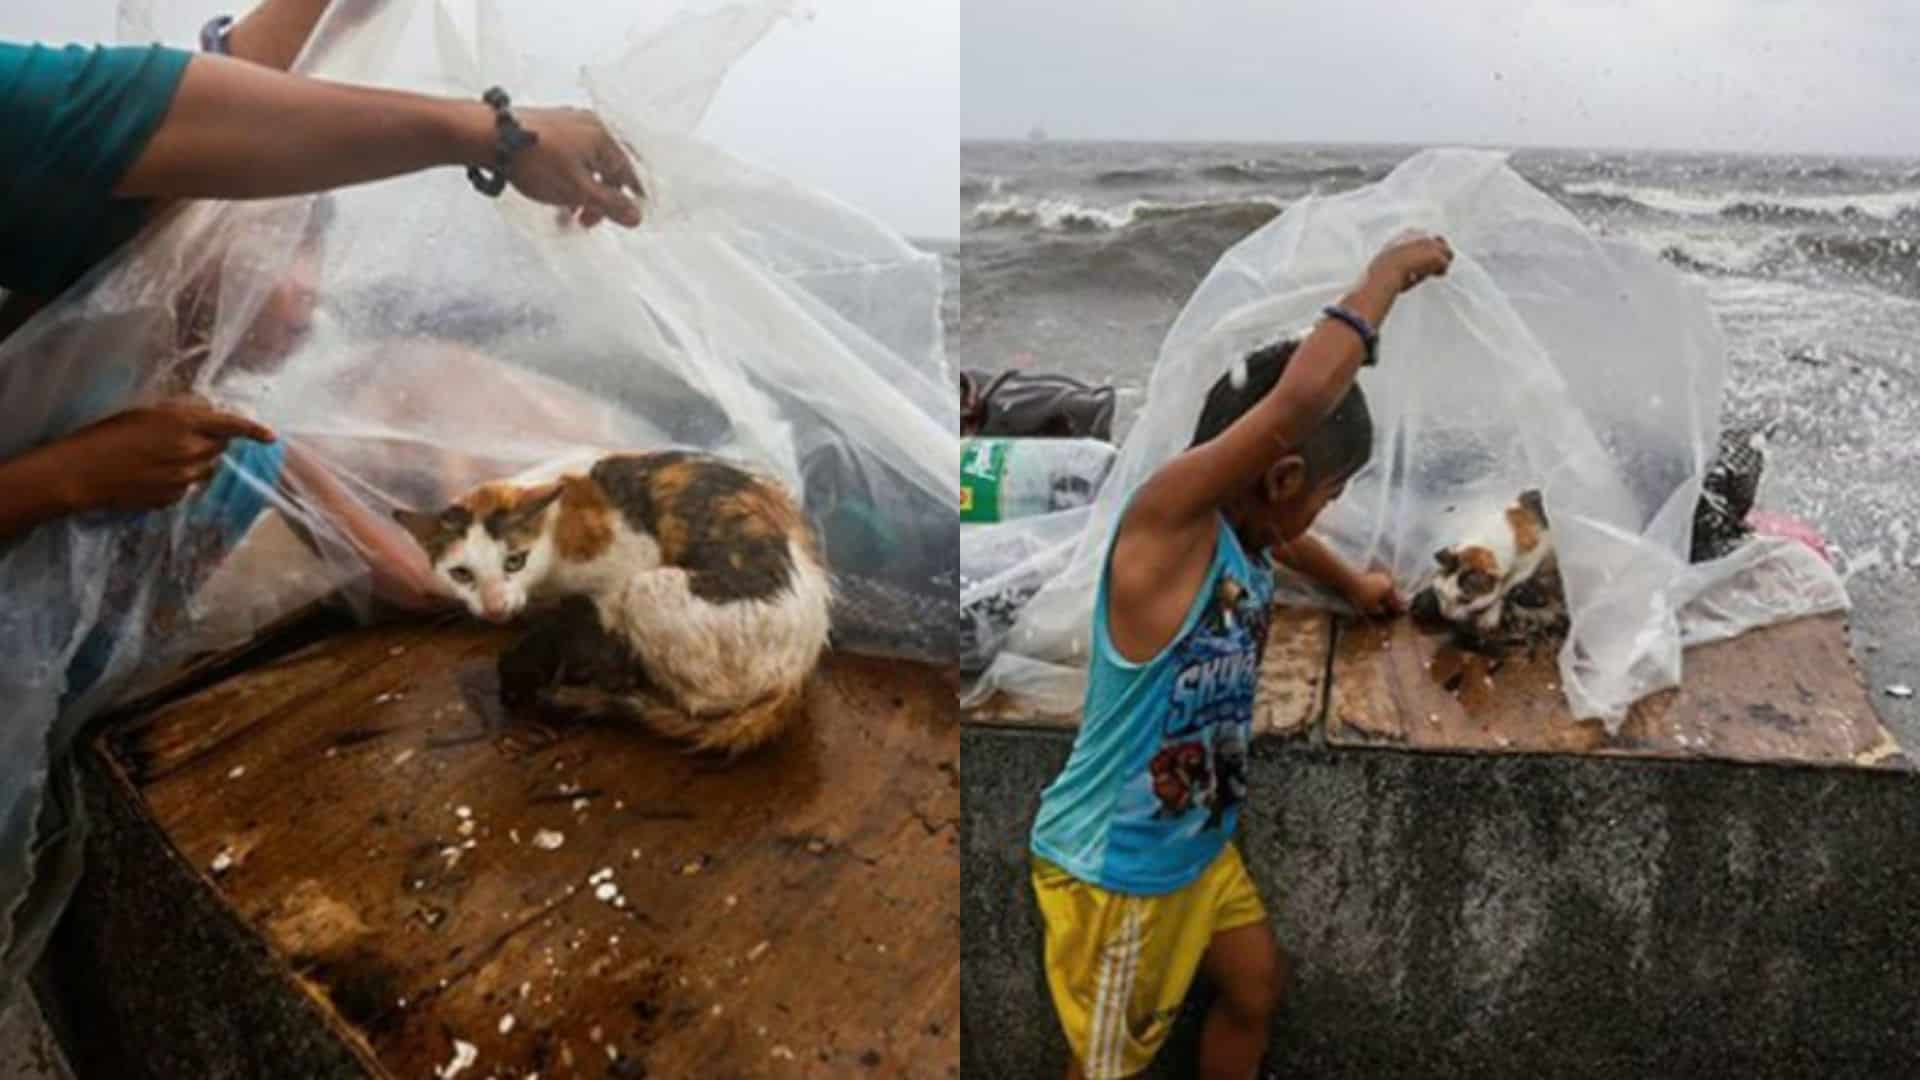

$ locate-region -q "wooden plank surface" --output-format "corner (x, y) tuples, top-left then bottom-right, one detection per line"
(1329, 612), (1910, 770)
(102, 620), (959, 1079)
(960, 607), (1332, 740)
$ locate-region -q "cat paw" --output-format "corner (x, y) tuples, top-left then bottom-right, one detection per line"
(493, 716), (569, 758)
(1409, 586), (1445, 629)
(498, 635), (563, 710)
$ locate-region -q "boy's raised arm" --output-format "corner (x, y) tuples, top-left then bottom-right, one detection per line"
(1128, 235), (1453, 535)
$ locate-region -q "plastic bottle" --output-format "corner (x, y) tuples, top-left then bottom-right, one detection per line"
(959, 437), (1118, 524)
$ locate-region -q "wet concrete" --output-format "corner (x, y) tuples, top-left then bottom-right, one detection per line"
(961, 726), (1920, 1078)
(0, 997), (75, 1080)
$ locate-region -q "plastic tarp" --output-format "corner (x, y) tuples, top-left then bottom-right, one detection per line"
(0, 0), (955, 1000)
(967, 148), (1845, 720)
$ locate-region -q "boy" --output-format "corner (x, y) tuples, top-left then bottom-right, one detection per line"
(1030, 234), (1454, 1079)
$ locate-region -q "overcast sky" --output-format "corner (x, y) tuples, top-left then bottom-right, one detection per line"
(1, 0), (957, 239)
(964, 0), (1920, 157)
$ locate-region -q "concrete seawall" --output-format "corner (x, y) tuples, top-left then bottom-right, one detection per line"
(962, 726), (1920, 1078)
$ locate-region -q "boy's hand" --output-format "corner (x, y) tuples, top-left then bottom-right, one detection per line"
(1366, 234), (1453, 294)
(1343, 569), (1405, 618)
(55, 400), (276, 514)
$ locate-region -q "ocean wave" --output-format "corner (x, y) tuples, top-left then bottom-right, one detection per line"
(960, 174), (1007, 201)
(967, 194), (1286, 234)
(1197, 161), (1370, 186)
(1093, 166), (1183, 187)
(1647, 228), (1918, 298)
(963, 200), (1286, 299)
(1766, 234), (1920, 297)
(1562, 179), (1920, 223)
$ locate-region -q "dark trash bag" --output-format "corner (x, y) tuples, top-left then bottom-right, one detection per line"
(960, 368), (1117, 441)
(1691, 424), (1765, 563)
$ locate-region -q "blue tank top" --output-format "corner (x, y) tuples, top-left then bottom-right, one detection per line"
(1030, 515), (1276, 894)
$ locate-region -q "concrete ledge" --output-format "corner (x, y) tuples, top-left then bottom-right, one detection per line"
(961, 725), (1920, 1078)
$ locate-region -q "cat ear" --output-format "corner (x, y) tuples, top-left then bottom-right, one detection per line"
(511, 482), (565, 524)
(1434, 548), (1460, 572)
(392, 507), (442, 547)
(1518, 488), (1549, 528)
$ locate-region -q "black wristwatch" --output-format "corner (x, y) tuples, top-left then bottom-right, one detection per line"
(466, 87), (540, 198)
(1321, 304), (1380, 366)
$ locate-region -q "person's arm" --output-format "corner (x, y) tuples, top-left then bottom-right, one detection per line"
(279, 445), (453, 612)
(224, 0), (358, 71)
(0, 445), (88, 542)
(1274, 532), (1402, 616)
(1129, 235), (1453, 538)
(1102, 237), (1447, 657)
(115, 53), (645, 227)
(0, 400), (276, 543)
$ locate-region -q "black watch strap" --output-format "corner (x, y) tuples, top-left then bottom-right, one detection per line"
(466, 86), (540, 198)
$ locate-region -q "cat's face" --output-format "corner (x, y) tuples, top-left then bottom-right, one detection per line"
(1429, 544), (1504, 626)
(395, 484), (563, 623)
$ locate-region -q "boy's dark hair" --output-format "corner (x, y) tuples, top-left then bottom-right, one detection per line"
(1190, 338), (1373, 483)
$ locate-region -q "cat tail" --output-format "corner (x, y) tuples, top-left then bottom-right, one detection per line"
(543, 681), (809, 758)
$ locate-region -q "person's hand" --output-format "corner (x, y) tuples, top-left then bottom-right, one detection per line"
(1343, 568), (1405, 618)
(371, 554), (457, 613)
(53, 400), (276, 515)
(1366, 234), (1453, 294)
(510, 107), (646, 228)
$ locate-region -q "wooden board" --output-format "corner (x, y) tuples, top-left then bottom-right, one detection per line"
(90, 620), (959, 1078)
(1329, 612), (1911, 770)
(960, 607), (1332, 740)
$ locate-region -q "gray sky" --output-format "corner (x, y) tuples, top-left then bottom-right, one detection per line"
(1, 1), (957, 239)
(964, 0), (1920, 157)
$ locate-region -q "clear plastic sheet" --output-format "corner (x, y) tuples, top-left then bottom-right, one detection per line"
(968, 148), (1846, 719)
(960, 508), (1089, 673)
(0, 0), (955, 998)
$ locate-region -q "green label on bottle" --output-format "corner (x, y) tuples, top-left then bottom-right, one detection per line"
(959, 438), (1010, 523)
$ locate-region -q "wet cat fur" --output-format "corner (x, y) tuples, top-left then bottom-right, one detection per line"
(396, 451), (833, 755)
(1410, 489), (1569, 655)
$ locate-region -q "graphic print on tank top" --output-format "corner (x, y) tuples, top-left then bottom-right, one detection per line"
(1140, 570), (1272, 836)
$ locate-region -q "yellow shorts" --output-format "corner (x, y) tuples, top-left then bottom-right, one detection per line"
(1031, 845), (1267, 1079)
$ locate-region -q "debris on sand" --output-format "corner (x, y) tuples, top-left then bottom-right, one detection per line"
(1886, 684), (1914, 700)
(210, 850), (235, 875)
(434, 1038), (478, 1079)
(532, 829), (566, 850)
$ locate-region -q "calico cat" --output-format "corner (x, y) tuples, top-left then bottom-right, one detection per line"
(395, 450), (833, 755)
(1411, 488), (1568, 654)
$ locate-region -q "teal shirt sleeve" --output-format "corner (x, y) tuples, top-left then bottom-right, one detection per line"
(0, 42), (193, 297)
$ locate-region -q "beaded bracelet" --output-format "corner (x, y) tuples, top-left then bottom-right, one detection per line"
(199, 14), (235, 55)
(466, 87), (540, 198)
